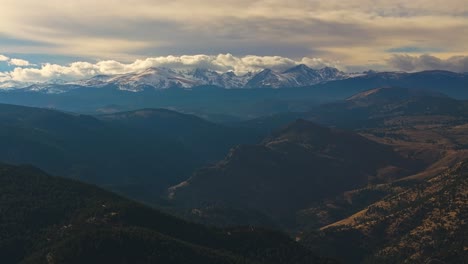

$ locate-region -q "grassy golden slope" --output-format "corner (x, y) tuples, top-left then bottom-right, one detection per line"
(303, 162), (467, 263)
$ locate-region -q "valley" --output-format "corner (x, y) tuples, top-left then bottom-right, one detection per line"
(0, 70), (467, 263)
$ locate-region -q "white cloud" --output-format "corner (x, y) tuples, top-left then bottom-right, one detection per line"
(8, 58), (32, 66)
(2, 53), (466, 84)
(0, 72), (10, 81)
(5, 54), (342, 83)
(0, 55), (9, 62)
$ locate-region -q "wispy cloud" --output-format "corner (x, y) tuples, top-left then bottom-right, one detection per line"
(8, 58), (32, 67)
(0, 55), (10, 62)
(388, 54), (468, 72)
(386, 47), (444, 53)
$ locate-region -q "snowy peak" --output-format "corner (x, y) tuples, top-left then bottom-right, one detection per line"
(246, 65), (348, 89)
(245, 69), (295, 88)
(79, 65), (350, 90)
(283, 64), (347, 82)
(282, 64), (313, 74)
(14, 65), (349, 92)
(75, 67), (254, 91)
(95, 65), (349, 91)
(189, 68), (219, 81)
(91, 67), (200, 92)
(182, 68), (249, 88)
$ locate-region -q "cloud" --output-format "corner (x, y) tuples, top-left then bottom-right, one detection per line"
(0, 0), (466, 66)
(8, 58), (32, 67)
(4, 54), (342, 83)
(388, 54), (468, 72)
(2, 53), (466, 84)
(0, 72), (10, 81)
(0, 55), (9, 62)
(386, 47), (444, 53)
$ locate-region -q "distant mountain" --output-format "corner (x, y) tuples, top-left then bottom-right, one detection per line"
(74, 67), (268, 91)
(0, 163), (333, 264)
(239, 87), (468, 133)
(0, 69), (467, 119)
(313, 87), (468, 127)
(77, 67), (199, 91)
(8, 67), (466, 95)
(187, 68), (253, 89)
(2, 65), (348, 93)
(169, 119), (418, 226)
(244, 69), (292, 89)
(311, 70), (468, 99)
(301, 161), (468, 264)
(76, 65), (348, 91)
(278, 65), (348, 87)
(243, 65), (348, 89)
(0, 104), (260, 202)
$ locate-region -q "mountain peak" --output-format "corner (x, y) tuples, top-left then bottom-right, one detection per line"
(258, 68), (274, 74)
(170, 118), (412, 222)
(222, 71), (237, 77)
(319, 66), (339, 73)
(283, 64), (313, 74)
(245, 69), (286, 88)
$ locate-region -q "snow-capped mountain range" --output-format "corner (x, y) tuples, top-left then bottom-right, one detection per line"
(74, 64), (350, 91)
(245, 65), (349, 88)
(3, 64), (352, 93)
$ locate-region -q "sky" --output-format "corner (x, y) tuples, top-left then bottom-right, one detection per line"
(0, 0), (467, 83)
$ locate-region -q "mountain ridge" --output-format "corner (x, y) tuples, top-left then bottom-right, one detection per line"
(1, 65), (350, 92)
(0, 162), (333, 264)
(77, 64), (350, 91)
(1, 68), (465, 100)
(301, 161), (468, 263)
(169, 119), (419, 227)
(0, 103), (261, 204)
